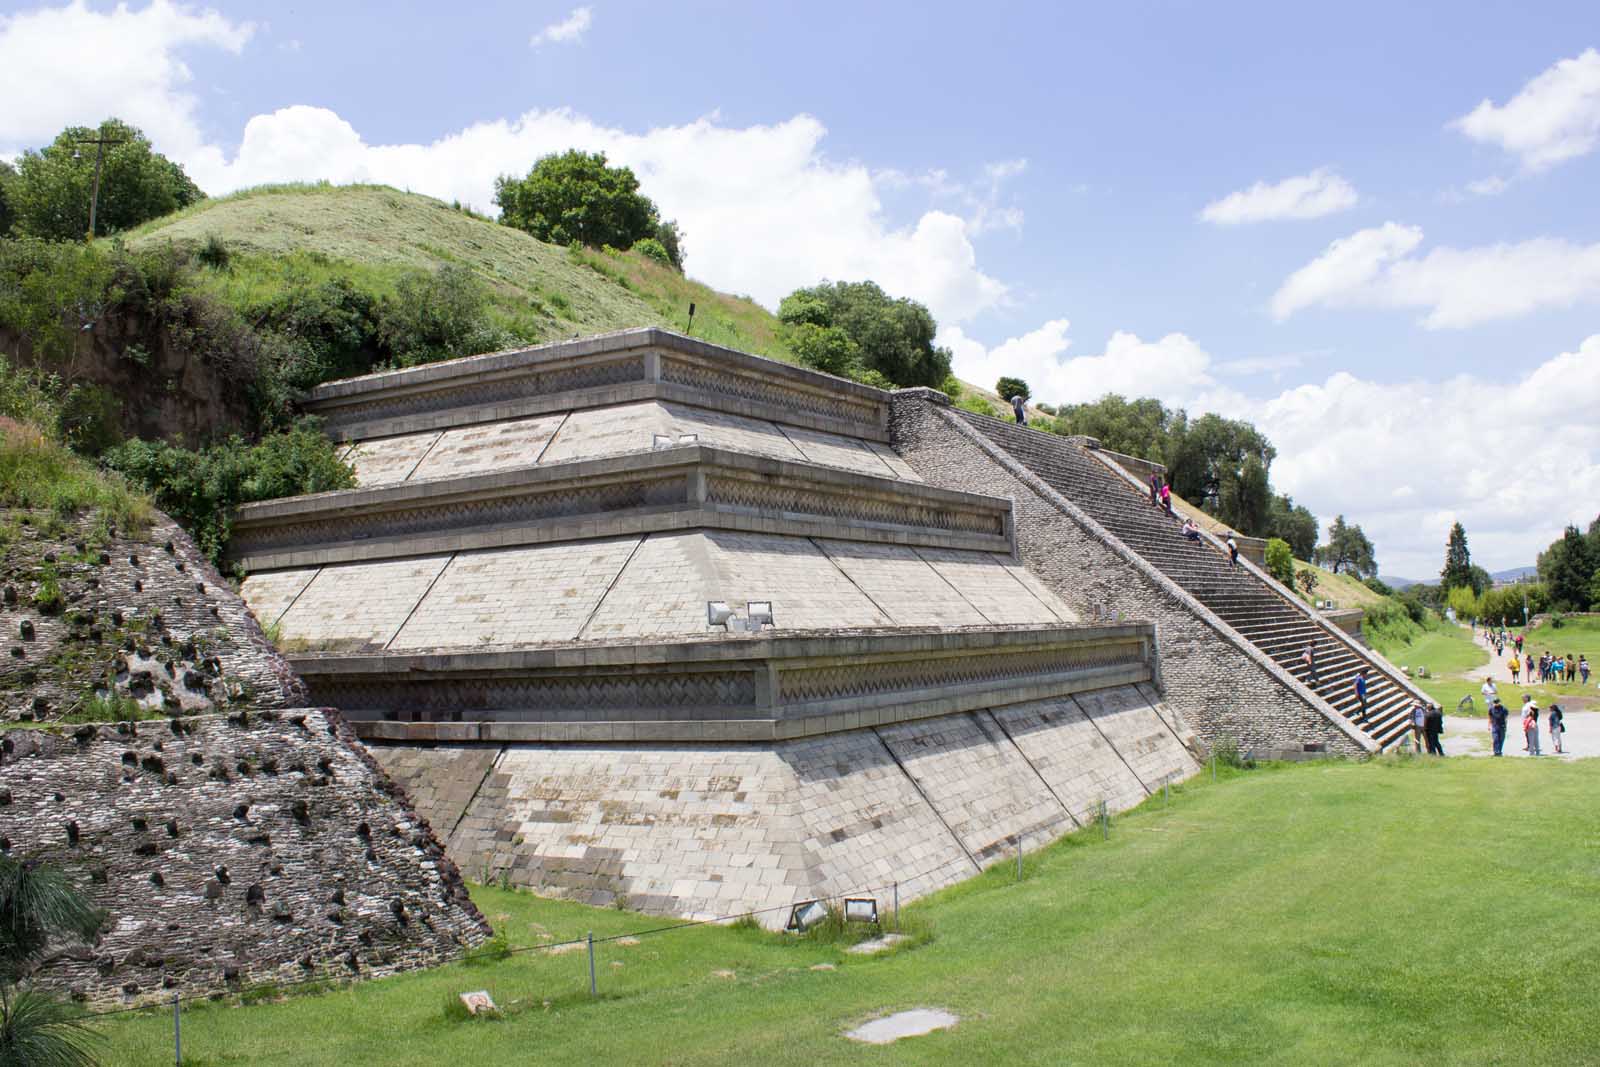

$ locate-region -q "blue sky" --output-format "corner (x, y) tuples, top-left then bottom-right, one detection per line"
(2, 1), (1597, 576)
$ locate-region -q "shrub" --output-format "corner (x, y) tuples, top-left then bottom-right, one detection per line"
(1264, 538), (1294, 586)
(103, 419), (354, 563)
(378, 265), (514, 367)
(955, 391), (999, 417)
(1294, 568), (1319, 597)
(197, 233), (233, 271)
(786, 322), (860, 377)
(631, 237), (672, 266)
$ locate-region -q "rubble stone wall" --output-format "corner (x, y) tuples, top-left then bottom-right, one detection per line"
(0, 707), (488, 1007)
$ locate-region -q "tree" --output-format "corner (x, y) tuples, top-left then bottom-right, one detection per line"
(1537, 524), (1595, 610)
(1264, 537), (1294, 585)
(1440, 521), (1476, 591)
(1051, 394), (1182, 466)
(0, 160), (17, 236)
(0, 855), (104, 1066)
(776, 280), (951, 387)
(494, 150), (677, 264)
(1266, 493), (1318, 559)
(11, 118), (204, 240)
(995, 376), (1030, 403)
(1166, 412), (1276, 535)
(1315, 514), (1377, 577)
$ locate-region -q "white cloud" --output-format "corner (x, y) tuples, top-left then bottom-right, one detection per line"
(955, 317), (1600, 575)
(0, 0), (254, 174)
(1271, 222), (1600, 328)
(1451, 48), (1600, 171)
(1199, 169), (1358, 225)
(530, 6), (592, 47)
(1257, 335), (1600, 575)
(944, 320), (1240, 415)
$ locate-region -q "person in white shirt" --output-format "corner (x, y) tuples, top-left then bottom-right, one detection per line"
(1480, 678), (1497, 710)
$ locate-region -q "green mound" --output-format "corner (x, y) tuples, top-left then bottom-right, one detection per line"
(128, 183), (797, 361)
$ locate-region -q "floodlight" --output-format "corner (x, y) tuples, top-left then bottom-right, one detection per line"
(707, 601), (735, 628)
(677, 433), (699, 445)
(786, 899), (828, 932)
(652, 434), (675, 450)
(843, 898), (878, 924)
(746, 601), (774, 629)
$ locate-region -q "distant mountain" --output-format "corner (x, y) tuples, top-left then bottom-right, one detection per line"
(1490, 566), (1537, 583)
(1380, 575), (1425, 590)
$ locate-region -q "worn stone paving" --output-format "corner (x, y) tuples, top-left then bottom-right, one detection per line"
(914, 547), (1077, 625)
(875, 710), (1076, 865)
(1074, 686), (1203, 789)
(390, 537), (639, 648)
(369, 685), (1200, 921)
(342, 429), (441, 487)
(409, 414), (566, 482)
(272, 555), (450, 649)
(815, 540), (991, 628)
(992, 696), (1147, 823)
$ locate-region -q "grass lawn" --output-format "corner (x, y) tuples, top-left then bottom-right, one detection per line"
(99, 756), (1600, 1066)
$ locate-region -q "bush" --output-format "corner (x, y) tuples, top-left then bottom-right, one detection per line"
(1294, 568), (1319, 597)
(955, 391), (999, 417)
(103, 419), (354, 563)
(1363, 599), (1426, 647)
(938, 374), (962, 401)
(379, 265), (514, 368)
(786, 322), (860, 377)
(1264, 538), (1294, 586)
(197, 233), (233, 271)
(631, 237), (672, 267)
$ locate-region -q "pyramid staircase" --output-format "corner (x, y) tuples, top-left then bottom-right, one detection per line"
(954, 410), (1424, 750)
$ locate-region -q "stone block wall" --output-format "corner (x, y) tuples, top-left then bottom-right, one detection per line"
(0, 707), (488, 1006)
(369, 683), (1196, 923)
(889, 393), (1369, 757)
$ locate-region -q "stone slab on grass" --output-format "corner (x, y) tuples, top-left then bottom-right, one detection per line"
(845, 1008), (959, 1044)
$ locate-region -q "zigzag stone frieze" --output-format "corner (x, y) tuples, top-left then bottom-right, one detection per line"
(775, 640), (1147, 705)
(301, 329), (892, 442)
(292, 624), (1155, 742)
(315, 355), (647, 432)
(704, 474), (1002, 536)
(227, 446), (1013, 569)
(659, 354), (879, 429)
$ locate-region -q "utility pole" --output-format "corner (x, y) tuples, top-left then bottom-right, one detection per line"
(74, 134), (126, 241)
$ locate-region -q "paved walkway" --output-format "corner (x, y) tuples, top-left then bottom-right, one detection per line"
(1440, 710), (1600, 759)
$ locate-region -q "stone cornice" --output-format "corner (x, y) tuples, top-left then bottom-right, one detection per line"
(303, 328), (891, 443)
(290, 623), (1155, 743)
(227, 444), (1014, 570)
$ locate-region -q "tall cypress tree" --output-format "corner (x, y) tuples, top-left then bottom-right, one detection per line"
(1440, 522), (1474, 590)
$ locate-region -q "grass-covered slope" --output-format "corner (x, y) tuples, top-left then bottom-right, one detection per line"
(127, 183), (800, 361)
(100, 756), (1600, 1065)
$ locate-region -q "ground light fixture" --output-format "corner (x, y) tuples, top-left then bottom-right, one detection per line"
(786, 899), (829, 932)
(707, 601), (735, 628)
(746, 601), (775, 629)
(651, 432), (700, 449)
(843, 898), (878, 924)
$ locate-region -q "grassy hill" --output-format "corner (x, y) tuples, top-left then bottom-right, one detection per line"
(127, 182), (799, 363)
(1291, 560), (1388, 610)
(101, 756), (1600, 1065)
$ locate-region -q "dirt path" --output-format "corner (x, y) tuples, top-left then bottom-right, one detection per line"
(1443, 710), (1598, 758)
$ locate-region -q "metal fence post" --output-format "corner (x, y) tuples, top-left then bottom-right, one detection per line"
(1164, 775), (1171, 806)
(173, 992), (181, 1066)
(587, 931), (597, 997)
(1015, 835), (1023, 881)
(893, 881), (900, 932)
(1100, 800), (1108, 840)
